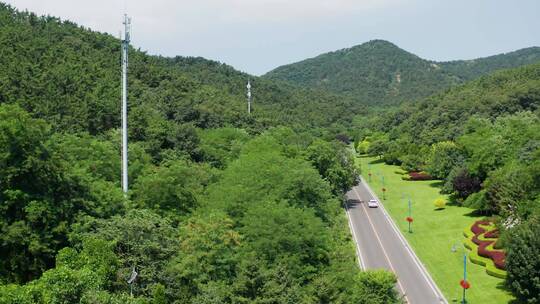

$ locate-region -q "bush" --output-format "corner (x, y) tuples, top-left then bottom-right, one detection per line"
(357, 140), (370, 154)
(433, 198), (447, 209)
(450, 168), (482, 199)
(408, 171), (433, 181)
(463, 224), (508, 279)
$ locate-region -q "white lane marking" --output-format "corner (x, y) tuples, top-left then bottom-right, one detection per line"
(344, 199), (366, 269)
(352, 187), (409, 303)
(359, 176), (448, 304)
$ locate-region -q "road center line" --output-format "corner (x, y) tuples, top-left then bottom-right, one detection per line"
(359, 177), (447, 303)
(352, 187), (409, 303)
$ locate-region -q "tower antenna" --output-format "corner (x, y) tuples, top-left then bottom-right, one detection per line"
(246, 79), (252, 114)
(121, 14), (131, 194)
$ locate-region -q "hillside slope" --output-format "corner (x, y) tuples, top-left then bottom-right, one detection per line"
(264, 40), (540, 105)
(382, 62), (540, 146)
(0, 3), (357, 137)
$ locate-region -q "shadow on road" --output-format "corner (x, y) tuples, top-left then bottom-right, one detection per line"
(345, 199), (362, 210)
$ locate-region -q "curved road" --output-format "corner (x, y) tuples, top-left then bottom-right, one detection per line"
(345, 177), (447, 304)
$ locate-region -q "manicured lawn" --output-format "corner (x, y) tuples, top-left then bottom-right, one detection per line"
(359, 156), (515, 304)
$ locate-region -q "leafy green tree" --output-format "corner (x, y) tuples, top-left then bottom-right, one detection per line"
(306, 140), (356, 195)
(151, 283), (167, 304)
(0, 104), (114, 282)
(356, 139), (370, 155)
(132, 160), (215, 221)
(426, 141), (464, 179)
(506, 218), (540, 303)
(204, 136), (334, 220)
(166, 212), (240, 299)
(0, 238), (121, 304)
(349, 271), (399, 304)
(239, 201), (330, 278)
(367, 139), (388, 158)
(70, 210), (179, 296)
(231, 254), (305, 304)
(198, 127), (249, 168)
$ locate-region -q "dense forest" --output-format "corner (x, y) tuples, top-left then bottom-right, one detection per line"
(354, 62), (540, 302)
(264, 40), (540, 105)
(0, 3), (402, 304)
(0, 2), (360, 140)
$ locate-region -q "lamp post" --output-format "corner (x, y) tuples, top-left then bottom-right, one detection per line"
(381, 176), (386, 200)
(406, 198), (413, 233)
(460, 254), (470, 303)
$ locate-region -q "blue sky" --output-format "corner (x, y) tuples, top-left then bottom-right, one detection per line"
(4, 0), (540, 75)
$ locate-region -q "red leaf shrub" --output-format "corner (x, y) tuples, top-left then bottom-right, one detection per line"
(408, 171), (433, 181)
(469, 220), (506, 270)
(470, 220), (490, 235)
(484, 229), (500, 238)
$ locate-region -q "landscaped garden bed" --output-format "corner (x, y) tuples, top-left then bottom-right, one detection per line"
(401, 171), (433, 181)
(463, 220), (507, 279)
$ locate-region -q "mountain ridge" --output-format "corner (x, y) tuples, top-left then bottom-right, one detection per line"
(263, 40), (540, 105)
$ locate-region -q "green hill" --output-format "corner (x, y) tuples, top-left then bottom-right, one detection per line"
(356, 61), (540, 222)
(378, 62), (540, 147)
(0, 3), (357, 137)
(440, 46), (540, 81)
(264, 40), (540, 105)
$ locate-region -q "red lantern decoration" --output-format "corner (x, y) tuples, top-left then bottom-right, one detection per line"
(460, 279), (470, 290)
(406, 216), (413, 223)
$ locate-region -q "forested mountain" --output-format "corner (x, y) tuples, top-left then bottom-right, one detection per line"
(0, 2), (357, 139)
(440, 46), (540, 81)
(0, 3), (402, 303)
(264, 40), (540, 105)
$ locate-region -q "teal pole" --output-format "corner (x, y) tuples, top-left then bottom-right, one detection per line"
(408, 198), (412, 233)
(462, 254), (468, 304)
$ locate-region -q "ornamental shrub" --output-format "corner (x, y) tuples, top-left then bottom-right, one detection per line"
(433, 198), (447, 209)
(408, 171), (433, 181)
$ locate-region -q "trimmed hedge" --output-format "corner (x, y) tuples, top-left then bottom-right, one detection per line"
(463, 221), (508, 279)
(409, 171), (433, 181)
(470, 221), (506, 270)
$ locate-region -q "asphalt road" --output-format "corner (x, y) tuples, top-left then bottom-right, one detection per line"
(345, 177), (447, 304)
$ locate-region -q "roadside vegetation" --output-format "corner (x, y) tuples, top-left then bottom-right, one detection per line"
(360, 156), (515, 303)
(355, 62), (540, 303)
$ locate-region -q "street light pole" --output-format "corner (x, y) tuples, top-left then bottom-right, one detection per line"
(407, 198), (413, 233)
(381, 176), (386, 200)
(461, 254), (470, 303)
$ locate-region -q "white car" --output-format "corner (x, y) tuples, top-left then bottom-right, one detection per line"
(368, 199), (379, 208)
